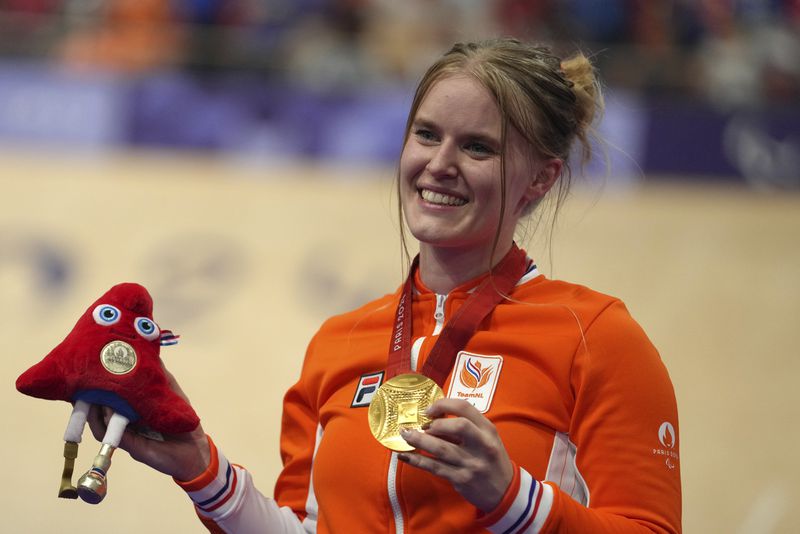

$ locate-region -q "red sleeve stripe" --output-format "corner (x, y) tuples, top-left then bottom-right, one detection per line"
(176, 437), (241, 513)
(483, 469), (553, 534)
(186, 455), (233, 512)
(501, 479), (538, 534)
(199, 464), (238, 513)
(515, 481), (544, 533)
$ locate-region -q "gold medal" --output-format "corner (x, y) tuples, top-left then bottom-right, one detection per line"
(100, 341), (137, 375)
(368, 373), (443, 452)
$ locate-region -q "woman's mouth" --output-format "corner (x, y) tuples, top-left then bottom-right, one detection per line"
(419, 188), (467, 206)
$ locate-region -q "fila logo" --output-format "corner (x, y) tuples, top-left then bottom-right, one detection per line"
(351, 371), (384, 408)
(446, 352), (503, 413)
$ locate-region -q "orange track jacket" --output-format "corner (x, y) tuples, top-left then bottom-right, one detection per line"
(177, 263), (681, 533)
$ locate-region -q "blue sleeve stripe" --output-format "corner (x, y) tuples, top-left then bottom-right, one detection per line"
(197, 462), (233, 507)
(501, 479), (538, 534)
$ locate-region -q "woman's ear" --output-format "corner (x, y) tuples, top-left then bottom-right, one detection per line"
(532, 158), (563, 197)
(517, 158), (563, 213)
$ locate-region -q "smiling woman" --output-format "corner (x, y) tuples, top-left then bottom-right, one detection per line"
(397, 40), (601, 295)
(86, 38), (681, 534)
(399, 74), (557, 292)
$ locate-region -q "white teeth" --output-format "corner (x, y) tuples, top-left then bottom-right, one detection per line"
(420, 189), (467, 206)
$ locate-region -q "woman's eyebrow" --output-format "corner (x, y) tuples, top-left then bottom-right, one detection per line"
(466, 131), (500, 145)
(411, 117), (437, 130)
(413, 117), (499, 144)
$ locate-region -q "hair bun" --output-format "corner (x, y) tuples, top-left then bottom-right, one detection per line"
(560, 53), (604, 162)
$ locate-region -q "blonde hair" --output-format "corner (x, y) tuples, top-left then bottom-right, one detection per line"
(398, 38), (604, 268)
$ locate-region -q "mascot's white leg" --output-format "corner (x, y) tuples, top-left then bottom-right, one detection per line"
(76, 411), (130, 504)
(58, 400), (91, 499)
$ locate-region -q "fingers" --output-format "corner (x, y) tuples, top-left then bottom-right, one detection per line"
(401, 421), (503, 470)
(426, 398), (492, 429)
(398, 427), (510, 511)
(398, 429), (476, 492)
(399, 398), (514, 512)
(401, 427), (464, 467)
(423, 399), (500, 450)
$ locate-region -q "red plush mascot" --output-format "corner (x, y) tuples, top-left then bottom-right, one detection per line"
(16, 283), (199, 504)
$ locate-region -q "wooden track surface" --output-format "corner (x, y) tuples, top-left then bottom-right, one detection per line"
(1, 149), (798, 533)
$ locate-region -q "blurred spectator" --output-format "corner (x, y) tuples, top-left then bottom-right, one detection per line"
(281, 0), (371, 90)
(171, 0), (249, 75)
(58, 0), (183, 73)
(697, 1), (800, 109)
(0, 0), (63, 58)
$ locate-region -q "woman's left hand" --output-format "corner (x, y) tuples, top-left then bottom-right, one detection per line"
(398, 398), (514, 513)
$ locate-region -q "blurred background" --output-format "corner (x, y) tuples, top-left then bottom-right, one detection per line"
(1, 1), (798, 533)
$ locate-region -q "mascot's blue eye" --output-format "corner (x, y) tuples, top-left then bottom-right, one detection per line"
(134, 317), (160, 341)
(92, 304), (121, 326)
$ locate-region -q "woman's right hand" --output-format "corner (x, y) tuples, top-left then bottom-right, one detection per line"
(87, 367), (211, 482)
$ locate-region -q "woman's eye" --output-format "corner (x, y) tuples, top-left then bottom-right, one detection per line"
(414, 129), (437, 143)
(134, 317), (160, 341)
(465, 142), (494, 156)
(92, 304), (121, 326)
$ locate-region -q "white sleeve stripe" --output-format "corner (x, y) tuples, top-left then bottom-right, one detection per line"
(302, 423), (324, 532)
(529, 482), (554, 533)
(196, 466), (249, 521)
(488, 469), (537, 533)
(195, 468), (309, 532)
(184, 449), (234, 508)
(487, 469), (554, 534)
(197, 462), (234, 509)
(505, 478), (538, 534)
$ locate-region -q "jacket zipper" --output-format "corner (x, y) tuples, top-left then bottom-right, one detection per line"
(388, 452), (404, 534)
(432, 294), (446, 336)
(388, 293), (447, 533)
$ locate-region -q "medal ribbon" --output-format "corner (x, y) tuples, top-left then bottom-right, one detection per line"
(385, 244), (529, 387)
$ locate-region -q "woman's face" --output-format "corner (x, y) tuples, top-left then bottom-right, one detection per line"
(400, 75), (554, 257)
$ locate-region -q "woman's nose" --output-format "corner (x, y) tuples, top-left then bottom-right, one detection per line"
(425, 142), (458, 179)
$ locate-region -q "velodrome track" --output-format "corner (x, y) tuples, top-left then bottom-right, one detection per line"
(2, 149), (798, 533)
